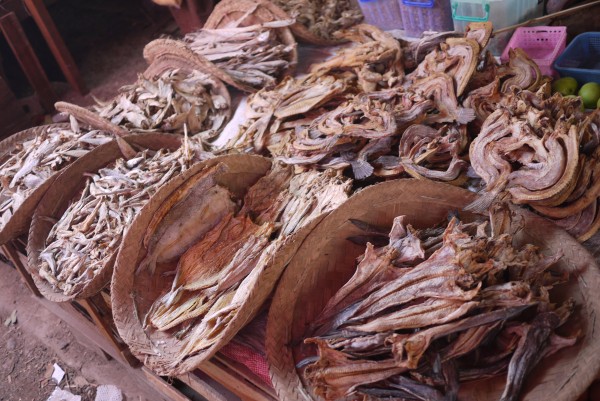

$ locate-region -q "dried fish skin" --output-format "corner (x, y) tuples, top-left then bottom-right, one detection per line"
(0, 121), (113, 234)
(94, 69), (230, 142)
(38, 146), (193, 296)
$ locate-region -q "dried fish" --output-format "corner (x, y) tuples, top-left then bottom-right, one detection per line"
(0, 119), (113, 231)
(38, 145), (193, 296)
(94, 69), (230, 142)
(304, 212), (577, 400)
(270, 0), (363, 41)
(185, 19), (296, 90)
(142, 164), (351, 367)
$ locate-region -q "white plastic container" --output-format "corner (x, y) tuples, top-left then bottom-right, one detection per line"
(359, 0), (404, 31)
(398, 0), (454, 38)
(450, 0), (543, 54)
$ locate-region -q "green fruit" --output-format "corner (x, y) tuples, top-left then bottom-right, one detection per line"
(579, 82), (600, 109)
(597, 96), (600, 109)
(552, 77), (578, 96)
(565, 95), (585, 111)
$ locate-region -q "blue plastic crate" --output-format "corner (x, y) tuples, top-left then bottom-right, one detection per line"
(554, 32), (600, 85)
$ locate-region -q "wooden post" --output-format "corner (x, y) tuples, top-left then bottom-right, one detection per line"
(22, 0), (88, 95)
(1, 242), (41, 297)
(0, 12), (56, 112)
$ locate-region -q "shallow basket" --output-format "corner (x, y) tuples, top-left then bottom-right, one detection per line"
(266, 179), (600, 401)
(501, 26), (566, 77)
(0, 123), (78, 246)
(554, 32), (600, 85)
(111, 155), (326, 376)
(27, 134), (183, 302)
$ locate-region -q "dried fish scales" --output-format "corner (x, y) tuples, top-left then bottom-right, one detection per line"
(94, 69), (230, 141)
(184, 19), (296, 90)
(0, 119), (113, 233)
(143, 164), (351, 368)
(303, 213), (577, 401)
(38, 146), (193, 296)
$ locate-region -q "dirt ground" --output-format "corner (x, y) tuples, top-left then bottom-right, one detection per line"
(0, 261), (161, 401)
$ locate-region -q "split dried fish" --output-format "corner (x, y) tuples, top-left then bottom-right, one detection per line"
(94, 69), (229, 142)
(185, 19), (296, 90)
(143, 164), (351, 368)
(38, 145), (193, 296)
(303, 214), (577, 401)
(0, 118), (113, 231)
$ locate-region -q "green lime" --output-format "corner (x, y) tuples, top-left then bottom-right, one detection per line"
(552, 77), (578, 96)
(564, 95), (585, 111)
(579, 82), (600, 109)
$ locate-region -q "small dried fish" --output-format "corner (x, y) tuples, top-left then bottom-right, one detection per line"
(38, 145), (193, 296)
(94, 69), (230, 142)
(185, 19), (296, 90)
(0, 119), (113, 231)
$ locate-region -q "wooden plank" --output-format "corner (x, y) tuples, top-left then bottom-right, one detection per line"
(142, 367), (192, 401)
(77, 296), (140, 368)
(177, 372), (230, 401)
(1, 242), (41, 297)
(22, 0), (88, 95)
(199, 359), (273, 401)
(0, 12), (56, 112)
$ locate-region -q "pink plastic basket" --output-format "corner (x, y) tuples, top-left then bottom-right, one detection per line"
(501, 26), (567, 77)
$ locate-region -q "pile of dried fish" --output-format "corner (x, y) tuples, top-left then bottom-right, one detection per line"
(184, 19), (296, 90)
(225, 24), (496, 181)
(310, 24), (404, 92)
(94, 69), (230, 141)
(467, 86), (600, 240)
(38, 145), (193, 296)
(227, 73), (355, 154)
(269, 0), (363, 41)
(141, 164), (351, 369)
(303, 214), (577, 401)
(0, 118), (113, 230)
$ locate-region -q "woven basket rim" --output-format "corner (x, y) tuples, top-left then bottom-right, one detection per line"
(266, 178), (600, 401)
(26, 133), (183, 302)
(0, 123), (71, 245)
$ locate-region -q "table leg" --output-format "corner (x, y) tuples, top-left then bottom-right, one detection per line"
(22, 0), (88, 95)
(1, 242), (41, 297)
(0, 12), (56, 112)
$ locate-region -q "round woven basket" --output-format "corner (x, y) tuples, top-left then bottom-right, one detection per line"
(205, 0), (343, 46)
(111, 154), (325, 376)
(0, 124), (71, 245)
(26, 134), (183, 302)
(266, 179), (600, 401)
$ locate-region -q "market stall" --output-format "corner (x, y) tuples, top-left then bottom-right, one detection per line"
(2, 0), (600, 400)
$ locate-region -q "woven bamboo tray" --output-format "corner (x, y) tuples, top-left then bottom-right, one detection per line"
(266, 179), (600, 401)
(0, 124), (77, 245)
(205, 0), (344, 46)
(110, 155), (326, 376)
(27, 133), (183, 302)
